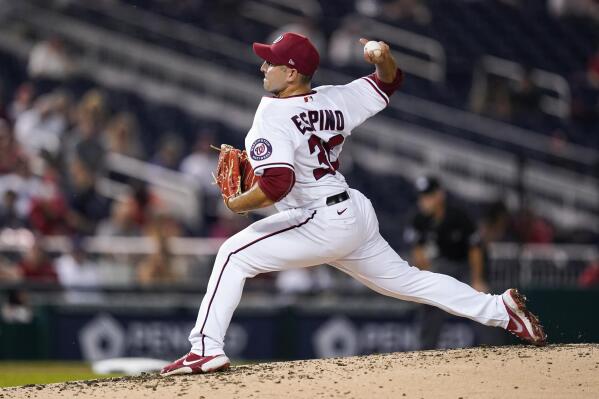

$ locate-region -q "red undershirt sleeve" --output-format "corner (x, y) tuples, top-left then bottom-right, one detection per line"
(257, 167), (296, 202)
(366, 68), (404, 97)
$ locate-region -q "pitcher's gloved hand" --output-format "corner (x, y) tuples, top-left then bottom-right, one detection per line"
(214, 144), (258, 205)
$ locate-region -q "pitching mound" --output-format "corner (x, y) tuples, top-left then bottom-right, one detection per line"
(3, 344), (598, 398)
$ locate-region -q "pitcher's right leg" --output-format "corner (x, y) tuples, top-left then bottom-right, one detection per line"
(189, 209), (321, 358)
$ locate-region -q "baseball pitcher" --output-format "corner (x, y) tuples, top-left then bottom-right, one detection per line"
(161, 33), (546, 376)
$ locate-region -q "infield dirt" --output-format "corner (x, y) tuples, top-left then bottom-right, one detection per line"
(2, 343), (598, 399)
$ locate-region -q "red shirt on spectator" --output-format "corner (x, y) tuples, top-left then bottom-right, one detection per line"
(579, 261), (599, 288)
(18, 258), (58, 283)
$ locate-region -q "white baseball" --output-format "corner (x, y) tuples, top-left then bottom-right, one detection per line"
(364, 41), (382, 58)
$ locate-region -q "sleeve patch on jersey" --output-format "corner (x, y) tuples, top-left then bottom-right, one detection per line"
(250, 138), (273, 161)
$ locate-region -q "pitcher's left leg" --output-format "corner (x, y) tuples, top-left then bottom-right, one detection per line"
(335, 189), (545, 345)
(334, 234), (509, 328)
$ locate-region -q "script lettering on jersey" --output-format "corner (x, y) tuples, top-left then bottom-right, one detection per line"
(291, 110), (345, 134)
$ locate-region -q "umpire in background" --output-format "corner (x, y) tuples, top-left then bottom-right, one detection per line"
(404, 176), (489, 350)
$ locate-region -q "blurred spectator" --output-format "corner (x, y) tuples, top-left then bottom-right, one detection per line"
(328, 15), (365, 67)
(55, 239), (102, 303)
(508, 70), (543, 125)
(180, 132), (219, 194)
(180, 132), (221, 230)
(513, 207), (554, 244)
(355, 0), (382, 17)
(0, 84), (7, 121)
(16, 242), (57, 283)
(14, 90), (72, 158)
(63, 89), (108, 172)
(0, 190), (29, 229)
(276, 266), (335, 295)
(27, 37), (74, 81)
(136, 234), (180, 286)
(275, 269), (313, 294)
(570, 52), (599, 132)
(208, 204), (251, 239)
(470, 73), (512, 120)
(55, 239), (99, 286)
(479, 201), (515, 245)
(578, 259), (599, 288)
(0, 119), (22, 174)
(548, 0), (599, 22)
(64, 158), (110, 234)
(7, 82), (34, 123)
(0, 255), (20, 282)
(381, 0), (431, 25)
(1, 290), (33, 324)
(151, 132), (184, 170)
(0, 157), (49, 221)
(78, 89), (108, 124)
(128, 182), (157, 229)
(65, 115), (106, 174)
(103, 112), (144, 158)
(28, 155), (71, 235)
(549, 128), (569, 156)
(29, 195), (70, 235)
(96, 197), (142, 237)
(143, 211), (184, 239)
(356, 0), (430, 24)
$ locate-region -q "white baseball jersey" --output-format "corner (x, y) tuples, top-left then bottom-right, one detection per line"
(187, 73), (511, 359)
(245, 76), (390, 210)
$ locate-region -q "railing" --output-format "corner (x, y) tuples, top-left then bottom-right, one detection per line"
(13, 2), (263, 108)
(1, 231), (596, 291)
(488, 243), (598, 290)
(0, 229), (225, 255)
(242, 1), (446, 82)
(32, 0), (599, 169)
(3, 1), (597, 230)
(22, 148), (204, 224)
(1, 16), (595, 232)
(0, 6), (257, 132)
(473, 55), (571, 118)
(361, 17), (446, 82)
(239, 0), (597, 167)
(351, 117), (599, 232)
(0, 230), (226, 291)
(106, 153), (201, 222)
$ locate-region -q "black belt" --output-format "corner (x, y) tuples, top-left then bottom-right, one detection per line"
(326, 191), (349, 206)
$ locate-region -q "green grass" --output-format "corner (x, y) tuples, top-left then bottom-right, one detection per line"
(0, 362), (123, 388)
(0, 360), (257, 388)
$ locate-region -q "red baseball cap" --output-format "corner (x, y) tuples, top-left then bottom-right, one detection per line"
(253, 32), (320, 76)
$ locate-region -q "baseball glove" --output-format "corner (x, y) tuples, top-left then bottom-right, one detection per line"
(239, 149), (259, 192)
(214, 144), (258, 202)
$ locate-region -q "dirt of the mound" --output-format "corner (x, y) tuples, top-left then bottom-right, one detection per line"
(2, 344), (598, 399)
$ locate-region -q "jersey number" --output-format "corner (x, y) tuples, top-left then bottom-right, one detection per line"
(308, 134), (345, 180)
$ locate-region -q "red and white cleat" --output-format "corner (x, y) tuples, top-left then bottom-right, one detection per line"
(160, 352), (230, 377)
(502, 288), (547, 346)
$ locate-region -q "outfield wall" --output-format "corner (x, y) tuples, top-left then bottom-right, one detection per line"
(0, 289), (597, 361)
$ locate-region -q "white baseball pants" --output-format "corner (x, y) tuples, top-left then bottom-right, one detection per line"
(189, 189), (509, 356)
